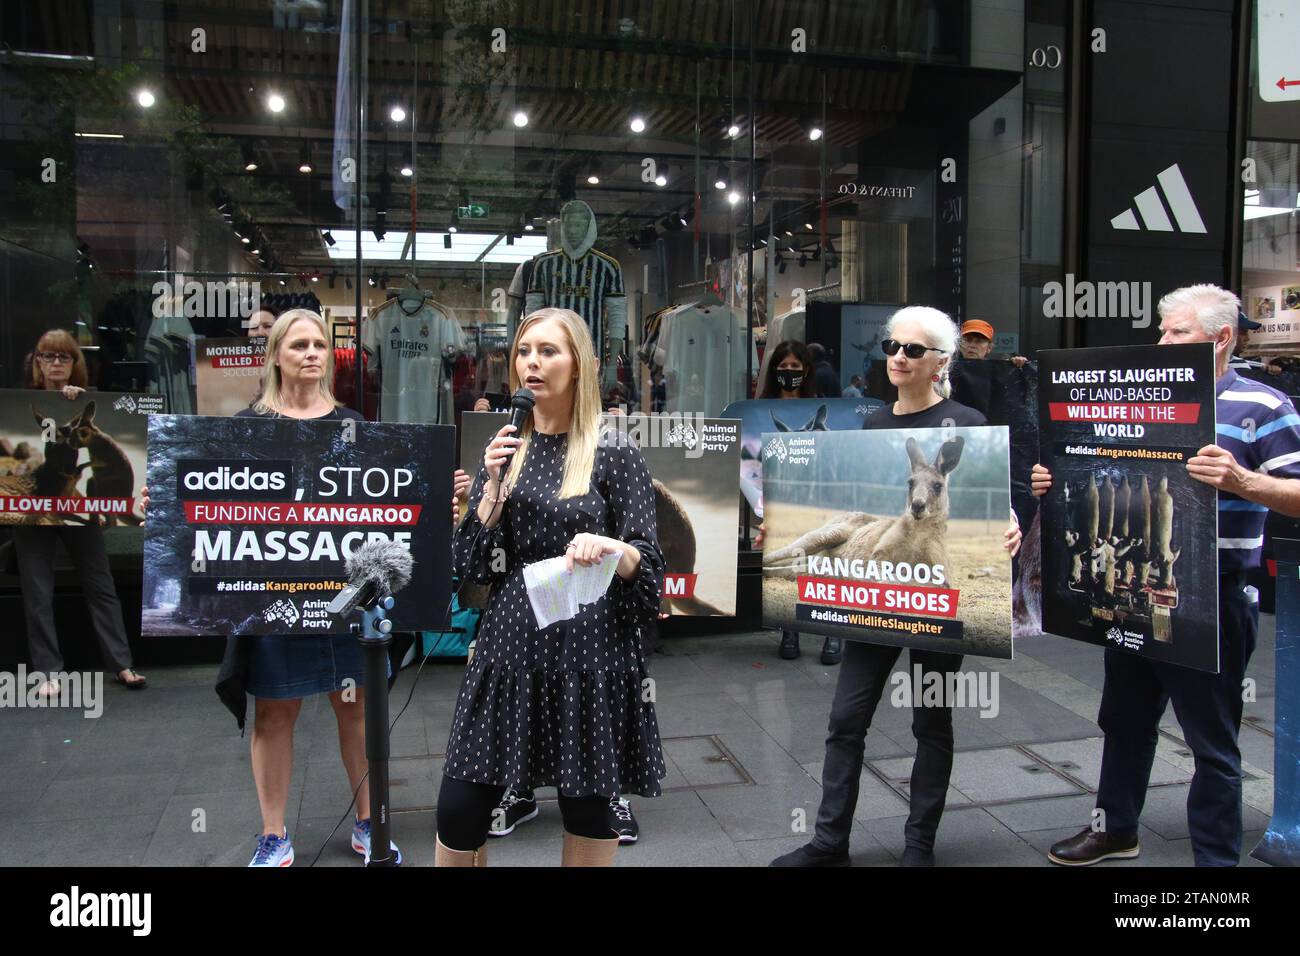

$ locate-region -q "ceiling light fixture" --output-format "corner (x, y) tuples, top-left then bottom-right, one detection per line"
(321, 229), (336, 247)
(266, 92), (286, 113)
(513, 111), (529, 128)
(587, 175), (600, 185)
(727, 123), (740, 138)
(298, 142), (312, 174)
(241, 144), (258, 171)
(727, 190), (741, 205)
(630, 116), (646, 133)
(809, 127), (823, 141)
(390, 105), (406, 123)
(136, 89), (156, 108)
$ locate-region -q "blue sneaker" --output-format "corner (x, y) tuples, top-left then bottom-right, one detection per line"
(351, 818), (403, 865)
(248, 829), (294, 867)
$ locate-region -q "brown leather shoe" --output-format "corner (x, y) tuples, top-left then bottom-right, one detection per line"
(1048, 826), (1139, 866)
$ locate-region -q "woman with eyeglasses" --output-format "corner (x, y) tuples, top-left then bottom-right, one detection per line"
(771, 306), (1021, 868)
(11, 330), (145, 696)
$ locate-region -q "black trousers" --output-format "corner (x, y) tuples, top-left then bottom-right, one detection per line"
(1096, 573), (1258, 866)
(813, 640), (962, 853)
(12, 525), (133, 674)
(436, 775), (614, 850)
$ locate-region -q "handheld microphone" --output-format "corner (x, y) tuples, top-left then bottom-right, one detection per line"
(499, 386), (535, 476)
(326, 539), (415, 616)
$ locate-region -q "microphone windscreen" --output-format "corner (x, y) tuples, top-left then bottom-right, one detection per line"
(344, 539), (414, 596)
(511, 387), (535, 412)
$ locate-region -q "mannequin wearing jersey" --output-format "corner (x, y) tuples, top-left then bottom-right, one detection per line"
(525, 200), (627, 392)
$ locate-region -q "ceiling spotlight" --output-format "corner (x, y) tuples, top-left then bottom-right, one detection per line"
(136, 89), (156, 108)
(805, 222), (814, 230)
(443, 233), (452, 249)
(266, 92), (286, 113)
(727, 123), (740, 138)
(240, 236), (250, 244)
(809, 127), (823, 141)
(400, 164), (413, 177)
(784, 230), (793, 237)
(321, 229), (336, 247)
(524, 222), (535, 232)
(506, 234), (515, 246)
(727, 190), (741, 205)
(311, 274), (319, 283)
(655, 174), (667, 187)
(298, 142), (312, 174)
(714, 162), (727, 190)
(367, 274), (377, 287)
(390, 105), (406, 123)
(448, 224), (458, 234)
(587, 175), (600, 185)
(630, 116), (646, 133)
(513, 111), (529, 128)
(241, 144), (258, 171)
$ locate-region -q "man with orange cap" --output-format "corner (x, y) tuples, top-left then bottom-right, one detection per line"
(958, 320), (996, 359)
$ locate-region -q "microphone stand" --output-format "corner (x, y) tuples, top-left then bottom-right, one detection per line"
(350, 593), (400, 867)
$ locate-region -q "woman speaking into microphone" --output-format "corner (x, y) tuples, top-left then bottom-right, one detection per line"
(436, 307), (666, 867)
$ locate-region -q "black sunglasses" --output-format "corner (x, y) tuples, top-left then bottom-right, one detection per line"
(881, 339), (946, 360)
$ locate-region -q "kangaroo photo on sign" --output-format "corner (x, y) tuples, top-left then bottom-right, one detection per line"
(761, 427), (1014, 659)
(0, 389), (163, 532)
(1037, 343), (1219, 672)
(141, 414), (453, 636)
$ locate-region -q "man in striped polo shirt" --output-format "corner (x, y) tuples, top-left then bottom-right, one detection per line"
(1032, 284), (1300, 866)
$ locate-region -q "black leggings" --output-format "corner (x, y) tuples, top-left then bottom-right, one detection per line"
(436, 776), (614, 850)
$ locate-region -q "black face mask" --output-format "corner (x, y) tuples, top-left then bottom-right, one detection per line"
(775, 369), (804, 392)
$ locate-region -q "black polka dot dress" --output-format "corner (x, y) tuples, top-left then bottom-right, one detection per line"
(445, 429), (667, 799)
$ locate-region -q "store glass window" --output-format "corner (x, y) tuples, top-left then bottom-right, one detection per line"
(0, 1), (1056, 560)
(1241, 0), (1300, 395)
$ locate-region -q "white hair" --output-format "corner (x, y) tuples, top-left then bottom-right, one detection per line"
(1157, 284), (1241, 339)
(884, 305), (959, 398)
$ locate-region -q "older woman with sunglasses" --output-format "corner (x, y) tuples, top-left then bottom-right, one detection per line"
(12, 330), (145, 695)
(771, 306), (1021, 868)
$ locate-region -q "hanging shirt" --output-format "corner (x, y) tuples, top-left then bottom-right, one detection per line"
(361, 297), (465, 425)
(659, 304), (753, 417)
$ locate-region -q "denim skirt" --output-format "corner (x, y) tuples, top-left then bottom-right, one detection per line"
(245, 634), (370, 700)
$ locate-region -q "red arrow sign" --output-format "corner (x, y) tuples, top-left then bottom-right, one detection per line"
(1278, 76), (1300, 91)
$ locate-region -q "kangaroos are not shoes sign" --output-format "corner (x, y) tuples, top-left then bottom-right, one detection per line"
(761, 426), (1014, 659)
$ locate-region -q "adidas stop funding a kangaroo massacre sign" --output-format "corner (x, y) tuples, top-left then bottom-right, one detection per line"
(761, 427), (1014, 659)
(141, 415), (453, 636)
(0, 389), (163, 530)
(1037, 343), (1219, 673)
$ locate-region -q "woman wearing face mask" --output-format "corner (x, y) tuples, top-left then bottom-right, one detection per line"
(435, 307), (665, 867)
(756, 341), (841, 664)
(771, 306), (1021, 868)
(11, 329), (145, 696)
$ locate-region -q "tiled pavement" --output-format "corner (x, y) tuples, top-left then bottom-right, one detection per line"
(0, 618), (1277, 867)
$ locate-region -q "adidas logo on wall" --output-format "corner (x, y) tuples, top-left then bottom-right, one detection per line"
(1110, 163), (1207, 234)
